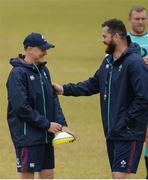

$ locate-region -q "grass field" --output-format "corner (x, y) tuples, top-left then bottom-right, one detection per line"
(0, 0), (148, 178)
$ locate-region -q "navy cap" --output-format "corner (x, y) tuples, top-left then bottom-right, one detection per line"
(23, 32), (55, 50)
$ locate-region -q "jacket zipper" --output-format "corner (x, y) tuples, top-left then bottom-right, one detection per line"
(33, 64), (48, 144)
(106, 59), (113, 133)
(24, 121), (26, 135)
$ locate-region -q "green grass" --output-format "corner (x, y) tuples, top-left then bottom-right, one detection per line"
(0, 0), (147, 178)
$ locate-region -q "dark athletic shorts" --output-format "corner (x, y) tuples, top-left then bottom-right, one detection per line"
(15, 143), (54, 172)
(106, 140), (144, 173)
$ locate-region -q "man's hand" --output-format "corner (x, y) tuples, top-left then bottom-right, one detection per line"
(143, 56), (148, 65)
(48, 122), (62, 133)
(52, 83), (64, 95)
(62, 126), (75, 138)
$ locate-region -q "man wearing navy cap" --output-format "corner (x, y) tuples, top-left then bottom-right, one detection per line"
(6, 32), (73, 179)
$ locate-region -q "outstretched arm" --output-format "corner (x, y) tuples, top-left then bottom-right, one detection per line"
(53, 69), (100, 97)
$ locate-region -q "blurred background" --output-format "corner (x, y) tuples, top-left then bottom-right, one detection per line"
(0, 0), (147, 178)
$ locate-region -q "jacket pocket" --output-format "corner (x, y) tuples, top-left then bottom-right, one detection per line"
(19, 120), (27, 136)
(110, 121), (136, 138)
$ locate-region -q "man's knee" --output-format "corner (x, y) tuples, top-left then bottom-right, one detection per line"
(39, 169), (54, 179)
(20, 172), (34, 179)
(112, 172), (129, 179)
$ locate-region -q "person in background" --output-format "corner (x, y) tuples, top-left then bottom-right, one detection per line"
(128, 5), (148, 178)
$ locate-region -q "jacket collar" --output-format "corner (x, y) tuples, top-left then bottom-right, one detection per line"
(10, 55), (47, 72)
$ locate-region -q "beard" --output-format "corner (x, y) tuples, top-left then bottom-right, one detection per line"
(105, 40), (116, 54)
(133, 26), (146, 35)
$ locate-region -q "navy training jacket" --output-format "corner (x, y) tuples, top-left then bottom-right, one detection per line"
(63, 42), (148, 142)
(6, 57), (67, 148)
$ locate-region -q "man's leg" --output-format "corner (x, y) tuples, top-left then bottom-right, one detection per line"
(15, 145), (45, 179)
(38, 144), (55, 179)
(107, 140), (143, 179)
(106, 140), (130, 179)
(144, 126), (148, 179)
(20, 172), (34, 179)
(15, 147), (36, 179)
(39, 169), (54, 179)
(112, 172), (129, 179)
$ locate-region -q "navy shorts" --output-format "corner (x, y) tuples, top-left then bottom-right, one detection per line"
(106, 140), (144, 173)
(15, 143), (54, 172)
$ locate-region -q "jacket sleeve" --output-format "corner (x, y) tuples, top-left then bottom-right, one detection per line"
(53, 90), (68, 126)
(44, 66), (68, 127)
(7, 68), (50, 129)
(126, 59), (148, 124)
(63, 69), (100, 96)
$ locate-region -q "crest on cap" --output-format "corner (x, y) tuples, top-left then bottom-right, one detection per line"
(41, 35), (47, 42)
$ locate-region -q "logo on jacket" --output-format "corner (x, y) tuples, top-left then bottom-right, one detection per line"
(120, 160), (126, 168)
(118, 64), (122, 71)
(105, 64), (109, 69)
(30, 75), (35, 80)
(43, 71), (48, 79)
